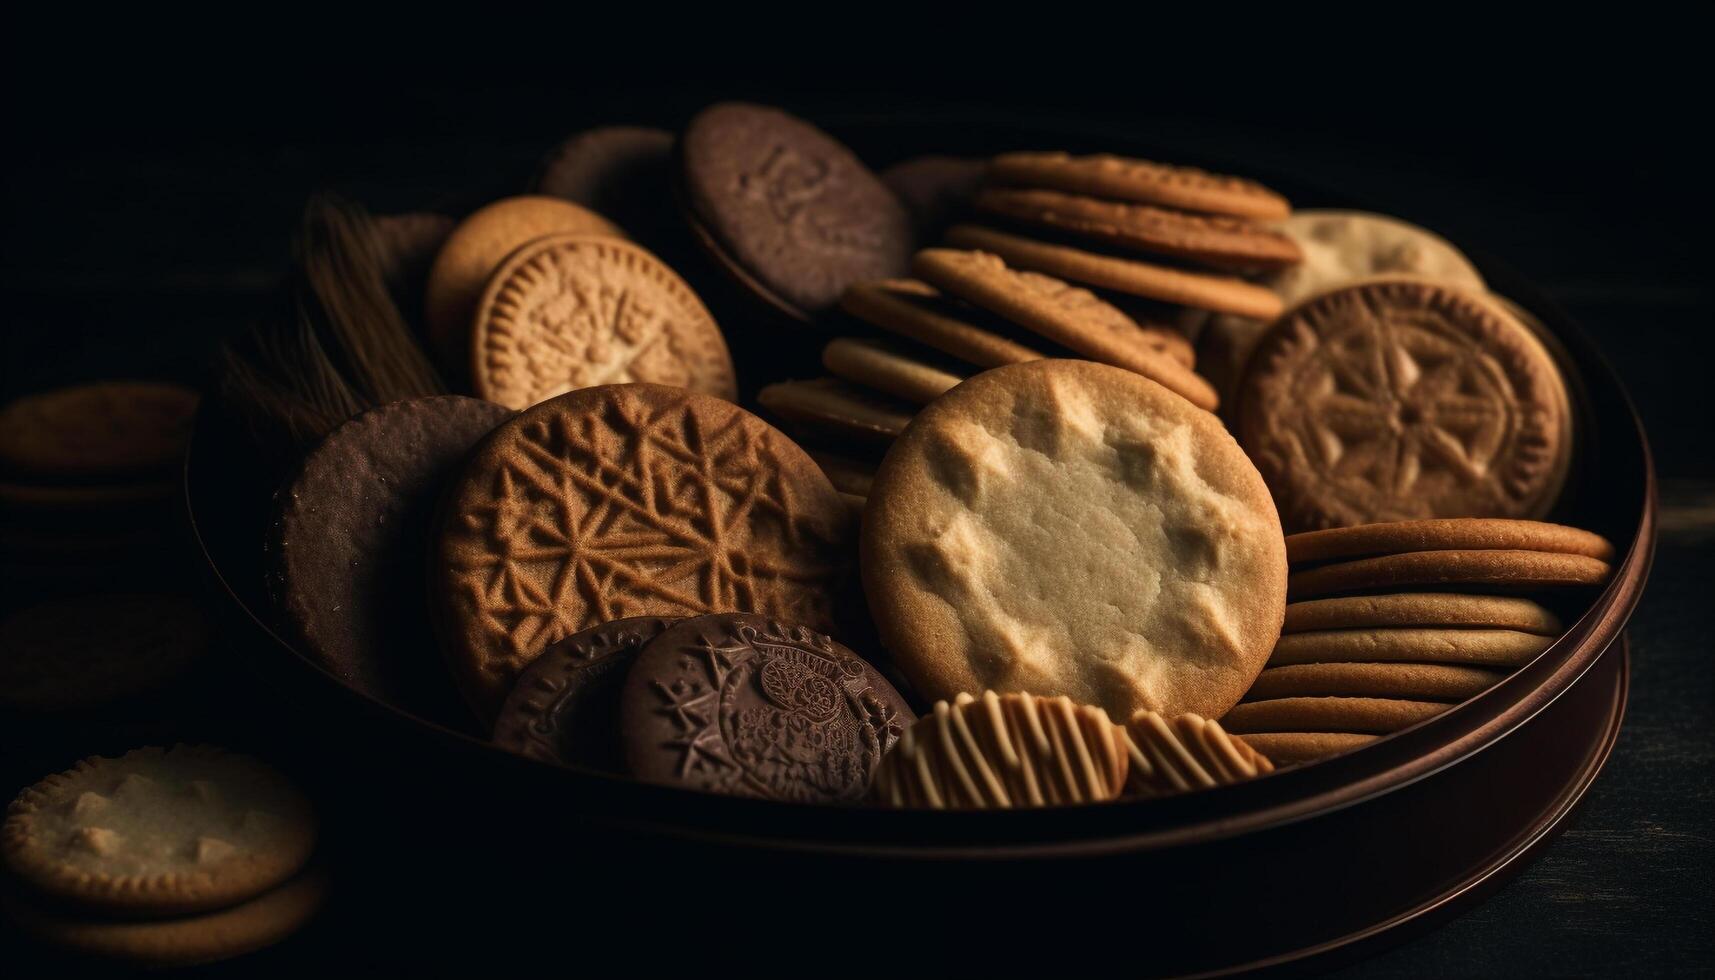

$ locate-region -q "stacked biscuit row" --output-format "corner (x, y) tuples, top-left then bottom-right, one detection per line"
(1222, 519), (1617, 762)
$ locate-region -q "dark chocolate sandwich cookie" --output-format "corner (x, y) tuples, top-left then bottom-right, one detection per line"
(679, 102), (913, 319)
(620, 613), (915, 802)
(271, 396), (511, 719)
(491, 616), (678, 771)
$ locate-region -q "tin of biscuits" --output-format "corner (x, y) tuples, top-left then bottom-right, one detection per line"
(987, 151), (1291, 220)
(1286, 550), (1613, 600)
(974, 187), (1303, 269)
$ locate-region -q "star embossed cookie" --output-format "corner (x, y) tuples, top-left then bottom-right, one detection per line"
(862, 359), (1287, 722)
(435, 383), (856, 720)
(2, 745), (316, 916)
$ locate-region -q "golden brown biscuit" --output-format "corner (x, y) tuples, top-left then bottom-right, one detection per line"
(1285, 519), (1614, 565)
(756, 378), (915, 443)
(987, 152), (1291, 220)
(822, 337), (965, 405)
(839, 278), (1046, 369)
(1270, 627), (1555, 669)
(1243, 662), (1507, 701)
(1222, 696), (1447, 735)
(1240, 731), (1377, 765)
(862, 359), (1286, 722)
(1124, 711), (1274, 799)
(1282, 593), (1563, 635)
(1286, 550), (1613, 600)
(973, 187), (1303, 269)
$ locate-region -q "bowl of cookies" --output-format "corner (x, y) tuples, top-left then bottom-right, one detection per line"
(179, 102), (1653, 972)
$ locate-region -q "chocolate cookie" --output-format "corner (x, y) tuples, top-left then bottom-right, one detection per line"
(0, 383), (199, 479)
(272, 396), (511, 716)
(491, 616), (678, 771)
(534, 126), (676, 238)
(881, 154), (987, 237)
(619, 613), (914, 802)
(435, 384), (855, 721)
(679, 102), (913, 318)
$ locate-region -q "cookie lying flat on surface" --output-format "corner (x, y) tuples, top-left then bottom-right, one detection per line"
(0, 594), (211, 713)
(2, 746), (316, 916)
(424, 196), (625, 378)
(822, 337), (965, 405)
(882, 155), (987, 237)
(1240, 732), (1377, 765)
(621, 614), (914, 802)
(1223, 696), (1448, 735)
(987, 152), (1291, 220)
(1243, 662), (1507, 702)
(1282, 593), (1563, 635)
(1286, 550), (1613, 600)
(839, 278), (1045, 369)
(756, 378), (915, 443)
(491, 617), (678, 771)
(679, 102), (913, 318)
(0, 383), (199, 479)
(1124, 711), (1274, 799)
(271, 396), (512, 716)
(946, 224), (1283, 321)
(913, 249), (1218, 410)
(469, 234), (736, 410)
(5, 867), (328, 968)
(1270, 627), (1554, 668)
(871, 691), (1130, 810)
(1284, 519), (1615, 565)
(436, 384), (854, 721)
(862, 359), (1287, 722)
(973, 187), (1303, 270)
(1238, 279), (1572, 532)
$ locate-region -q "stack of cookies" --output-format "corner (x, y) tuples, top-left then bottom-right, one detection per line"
(1222, 518), (1616, 763)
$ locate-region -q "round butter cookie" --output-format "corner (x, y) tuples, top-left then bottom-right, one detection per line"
(1282, 593), (1563, 635)
(1240, 731), (1376, 765)
(1237, 278), (1572, 532)
(862, 359), (1287, 722)
(987, 152), (1291, 220)
(839, 278), (1046, 369)
(1286, 550), (1612, 600)
(1243, 662), (1507, 701)
(1284, 518), (1614, 565)
(822, 337), (965, 405)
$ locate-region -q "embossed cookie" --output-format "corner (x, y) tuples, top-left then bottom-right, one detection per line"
(469, 234), (736, 410)
(1286, 550), (1613, 600)
(0, 594), (211, 713)
(534, 125), (675, 237)
(679, 102), (914, 317)
(988, 151), (1292, 220)
(840, 278), (1046, 369)
(1282, 593), (1563, 635)
(490, 616), (678, 771)
(620, 613), (914, 802)
(271, 396), (512, 716)
(974, 187), (1303, 269)
(862, 359), (1287, 722)
(0, 383), (198, 479)
(435, 384), (854, 720)
(872, 691), (1130, 810)
(946, 224), (1283, 320)
(881, 154), (987, 236)
(424, 196), (625, 377)
(913, 249), (1219, 410)
(822, 337), (965, 405)
(756, 377), (915, 443)
(2, 745), (316, 915)
(1124, 710), (1274, 799)
(1237, 278), (1572, 531)
(1285, 518), (1615, 565)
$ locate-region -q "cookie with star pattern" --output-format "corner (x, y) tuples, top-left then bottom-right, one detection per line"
(619, 613), (914, 802)
(434, 383), (855, 721)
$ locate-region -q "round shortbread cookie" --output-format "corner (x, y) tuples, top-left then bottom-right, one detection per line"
(424, 196), (625, 377)
(756, 378), (915, 443)
(1243, 662), (1507, 702)
(822, 337), (966, 405)
(986, 152), (1291, 220)
(4, 867), (327, 968)
(0, 383), (199, 480)
(862, 359), (1287, 722)
(1241, 731), (1377, 765)
(1222, 696), (1447, 735)
(839, 278), (1046, 369)
(2, 746), (316, 916)
(1270, 627), (1555, 669)
(469, 234), (736, 410)
(946, 224), (1283, 321)
(973, 187), (1303, 269)
(1282, 593), (1563, 635)
(1124, 711), (1274, 799)
(913, 248), (1218, 410)
(1286, 550), (1613, 600)
(1285, 519), (1614, 565)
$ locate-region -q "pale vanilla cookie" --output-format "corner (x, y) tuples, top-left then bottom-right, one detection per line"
(840, 278), (1046, 369)
(871, 691), (1130, 809)
(1285, 519), (1615, 565)
(1241, 732), (1376, 765)
(469, 234), (736, 410)
(1287, 550), (1613, 600)
(1197, 210), (1485, 405)
(862, 359), (1287, 722)
(4, 867), (327, 967)
(913, 248), (1218, 410)
(2, 746), (316, 916)
(946, 224), (1284, 321)
(1270, 627), (1555, 669)
(424, 196), (625, 377)
(1222, 696), (1447, 735)
(757, 378), (915, 443)
(822, 337), (965, 405)
(1243, 662), (1507, 702)
(1282, 593), (1563, 636)
(987, 151), (1291, 220)
(1124, 711), (1273, 799)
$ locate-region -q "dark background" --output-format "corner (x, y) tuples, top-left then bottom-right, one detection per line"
(2, 49), (1710, 976)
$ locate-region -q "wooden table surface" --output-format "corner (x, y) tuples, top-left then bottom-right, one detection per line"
(1, 84), (1709, 976)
